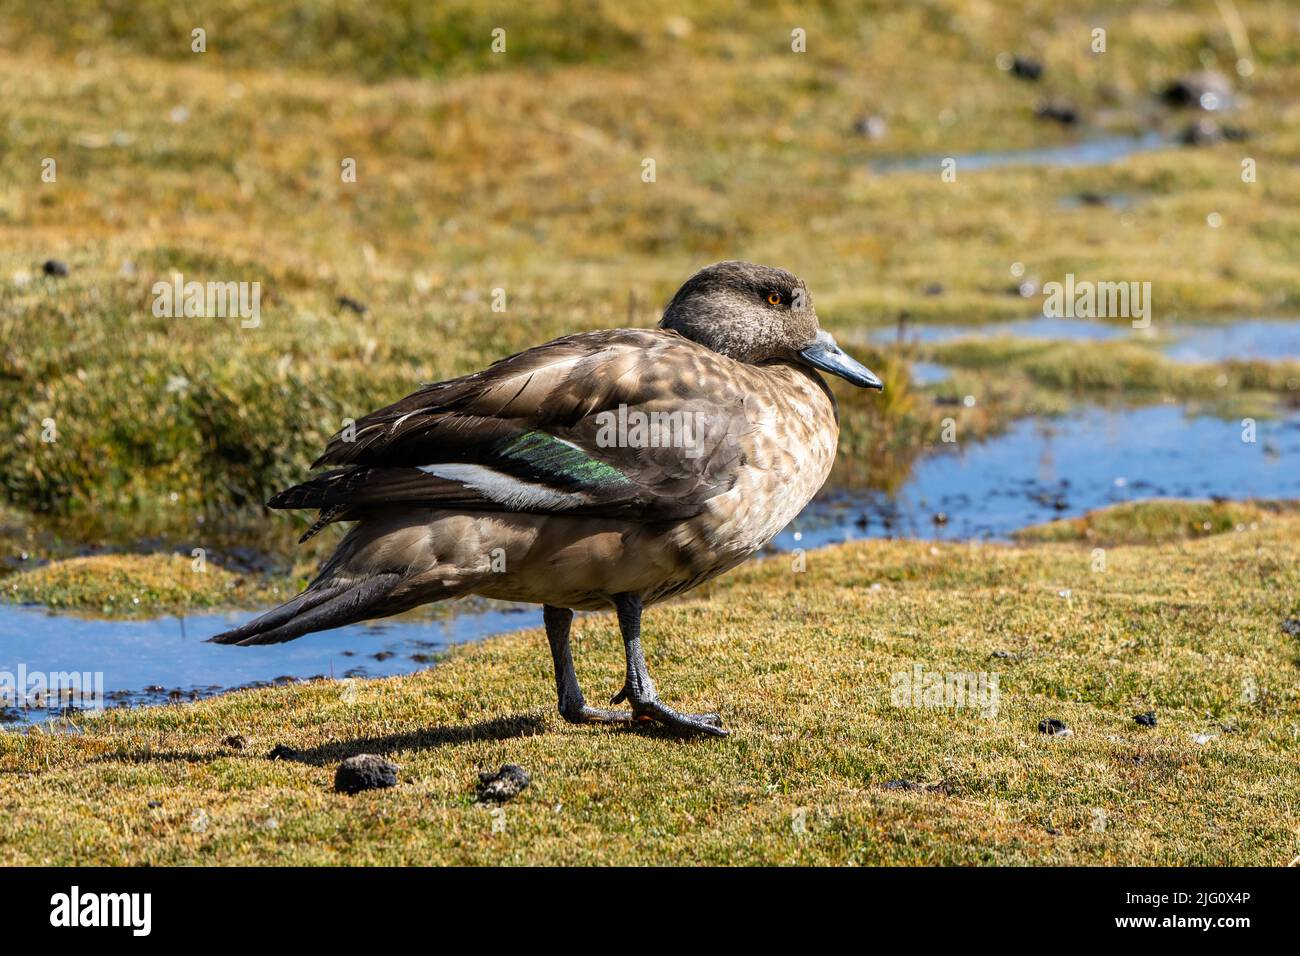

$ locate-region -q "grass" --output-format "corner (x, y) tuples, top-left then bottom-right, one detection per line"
(1013, 497), (1288, 544)
(2, 505), (1298, 865)
(2, 0), (1300, 549)
(1, 553), (295, 616)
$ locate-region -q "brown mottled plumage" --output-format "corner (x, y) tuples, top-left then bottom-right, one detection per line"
(210, 261), (882, 736)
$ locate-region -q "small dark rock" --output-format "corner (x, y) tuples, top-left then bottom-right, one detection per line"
(267, 744), (302, 761)
(42, 259), (69, 277)
(1280, 618), (1300, 638)
(923, 282), (944, 296)
(1011, 56), (1043, 81)
(853, 115), (888, 140)
(223, 734), (247, 749)
(477, 764), (531, 803)
(1161, 71), (1232, 110)
(336, 295), (368, 315)
(1134, 711), (1157, 727)
(147, 800), (162, 809)
(1076, 191), (1109, 206)
(1034, 99), (1079, 125)
(372, 650), (395, 662)
(883, 779), (947, 794)
(334, 754), (399, 794)
(1038, 717), (1071, 736)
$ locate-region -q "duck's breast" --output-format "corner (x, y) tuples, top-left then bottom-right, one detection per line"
(662, 363), (839, 583)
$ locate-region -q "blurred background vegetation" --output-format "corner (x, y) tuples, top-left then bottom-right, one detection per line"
(1, 0), (1297, 566)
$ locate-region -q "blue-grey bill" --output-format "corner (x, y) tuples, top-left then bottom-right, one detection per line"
(798, 333), (884, 390)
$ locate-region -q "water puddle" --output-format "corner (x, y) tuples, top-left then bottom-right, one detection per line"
(777, 404), (1299, 548)
(871, 132), (1169, 174)
(0, 602), (541, 727)
(1163, 320), (1300, 363)
(872, 317), (1300, 363)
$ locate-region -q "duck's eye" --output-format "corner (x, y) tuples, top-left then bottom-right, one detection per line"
(767, 292), (783, 306)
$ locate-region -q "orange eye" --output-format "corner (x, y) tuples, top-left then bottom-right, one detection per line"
(767, 292), (782, 305)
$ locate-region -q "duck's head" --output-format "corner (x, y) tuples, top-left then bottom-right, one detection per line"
(659, 260), (883, 390)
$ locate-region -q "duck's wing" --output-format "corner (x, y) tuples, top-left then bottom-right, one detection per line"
(269, 329), (756, 533)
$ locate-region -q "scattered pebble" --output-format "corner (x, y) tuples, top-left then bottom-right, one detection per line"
(1281, 619), (1300, 638)
(336, 295), (368, 315)
(267, 744), (302, 761)
(853, 115), (888, 140)
(1133, 711), (1157, 727)
(1039, 718), (1072, 736)
(42, 259), (69, 277)
(147, 800), (162, 809)
(1010, 55), (1043, 80)
(334, 754), (399, 794)
(477, 764), (531, 803)
(1160, 71), (1233, 110)
(923, 282), (944, 296)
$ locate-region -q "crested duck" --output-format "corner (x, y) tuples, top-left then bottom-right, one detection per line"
(211, 261), (883, 736)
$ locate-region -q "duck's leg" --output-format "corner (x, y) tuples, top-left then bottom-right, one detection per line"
(609, 593), (727, 737)
(543, 605), (633, 725)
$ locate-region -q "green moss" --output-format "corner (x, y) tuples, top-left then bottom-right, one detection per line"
(2, 554), (299, 616)
(1013, 498), (1285, 545)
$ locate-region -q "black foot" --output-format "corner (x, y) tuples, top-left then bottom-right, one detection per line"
(559, 703), (635, 725)
(610, 685), (727, 737)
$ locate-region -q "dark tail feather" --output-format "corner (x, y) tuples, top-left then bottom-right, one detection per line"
(207, 573), (404, 646)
